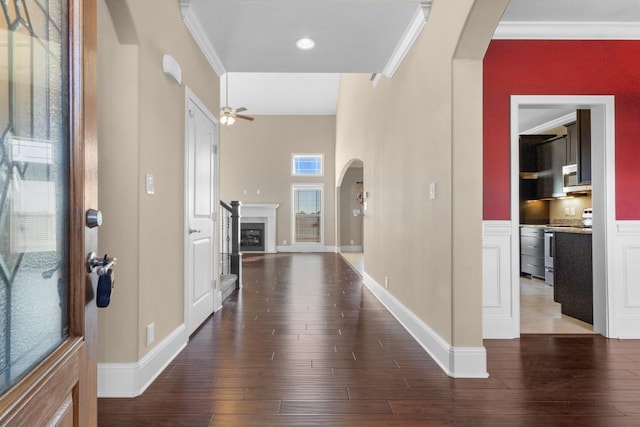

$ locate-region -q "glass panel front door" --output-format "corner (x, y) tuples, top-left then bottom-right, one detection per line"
(293, 185), (322, 244)
(0, 0), (69, 394)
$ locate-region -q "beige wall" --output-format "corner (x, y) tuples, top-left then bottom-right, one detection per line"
(335, 0), (508, 347)
(97, 0), (219, 363)
(219, 116), (336, 249)
(339, 166), (364, 247)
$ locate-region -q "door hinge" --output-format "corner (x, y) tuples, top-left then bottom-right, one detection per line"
(213, 145), (218, 155)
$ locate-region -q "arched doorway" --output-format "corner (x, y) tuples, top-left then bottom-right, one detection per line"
(337, 159), (364, 274)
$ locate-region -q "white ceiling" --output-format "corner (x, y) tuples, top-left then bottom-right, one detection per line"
(181, 0), (640, 117)
(501, 0), (640, 22)
(191, 0), (422, 73)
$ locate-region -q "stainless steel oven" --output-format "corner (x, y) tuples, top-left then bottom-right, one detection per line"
(544, 231), (554, 286)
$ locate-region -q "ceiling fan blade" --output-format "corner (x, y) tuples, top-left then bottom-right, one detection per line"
(234, 107), (247, 113)
(235, 114), (254, 121)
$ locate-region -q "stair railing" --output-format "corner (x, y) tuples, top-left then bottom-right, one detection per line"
(220, 200), (241, 288)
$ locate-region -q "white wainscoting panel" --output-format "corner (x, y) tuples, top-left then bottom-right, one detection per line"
(482, 221), (518, 338)
(613, 221), (640, 338)
(362, 273), (488, 378)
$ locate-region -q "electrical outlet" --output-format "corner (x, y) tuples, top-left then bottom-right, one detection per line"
(429, 182), (436, 200)
(565, 208), (570, 216)
(384, 276), (389, 289)
(350, 240), (354, 245)
(256, 189), (261, 195)
(570, 207), (576, 216)
(146, 323), (155, 346)
(283, 240), (287, 245)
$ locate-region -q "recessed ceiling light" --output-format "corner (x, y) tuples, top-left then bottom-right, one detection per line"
(295, 37), (316, 50)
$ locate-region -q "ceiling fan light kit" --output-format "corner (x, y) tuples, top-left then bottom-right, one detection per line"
(220, 74), (254, 126)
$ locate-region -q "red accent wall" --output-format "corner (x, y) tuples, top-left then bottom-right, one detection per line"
(483, 40), (640, 220)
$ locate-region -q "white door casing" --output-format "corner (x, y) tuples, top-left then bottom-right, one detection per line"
(185, 87), (219, 336)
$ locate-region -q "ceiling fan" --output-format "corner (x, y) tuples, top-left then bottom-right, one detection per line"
(220, 74), (254, 125)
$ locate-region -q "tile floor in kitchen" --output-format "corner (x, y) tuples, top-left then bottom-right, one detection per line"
(520, 275), (594, 334)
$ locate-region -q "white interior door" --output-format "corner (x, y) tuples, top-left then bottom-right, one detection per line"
(185, 88), (218, 336)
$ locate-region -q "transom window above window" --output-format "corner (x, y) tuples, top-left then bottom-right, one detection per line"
(292, 154), (323, 176)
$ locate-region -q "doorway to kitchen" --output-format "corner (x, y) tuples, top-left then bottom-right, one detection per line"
(510, 95), (615, 337)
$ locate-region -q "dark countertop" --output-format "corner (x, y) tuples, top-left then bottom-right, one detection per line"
(544, 226), (592, 234)
(520, 224), (593, 234)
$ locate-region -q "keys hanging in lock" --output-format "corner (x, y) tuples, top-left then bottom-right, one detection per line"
(86, 252), (117, 308)
(97, 269), (115, 308)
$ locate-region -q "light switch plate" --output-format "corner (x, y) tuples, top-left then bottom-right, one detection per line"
(429, 182), (436, 200)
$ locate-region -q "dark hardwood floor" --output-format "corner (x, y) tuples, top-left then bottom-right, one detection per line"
(98, 253), (640, 426)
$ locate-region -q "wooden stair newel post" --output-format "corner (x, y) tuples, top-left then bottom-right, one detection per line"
(231, 201), (242, 288)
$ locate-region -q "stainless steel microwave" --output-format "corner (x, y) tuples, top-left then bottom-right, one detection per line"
(562, 164), (592, 193)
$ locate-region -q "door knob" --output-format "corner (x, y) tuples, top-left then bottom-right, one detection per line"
(188, 228), (201, 235)
(86, 252), (117, 275)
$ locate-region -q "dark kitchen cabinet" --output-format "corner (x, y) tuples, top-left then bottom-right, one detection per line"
(550, 137), (567, 197)
(565, 121), (578, 165)
(563, 110), (591, 184)
(577, 109), (591, 184)
(553, 231), (593, 324)
(537, 136), (566, 198)
(520, 134), (553, 172)
(519, 134), (554, 200)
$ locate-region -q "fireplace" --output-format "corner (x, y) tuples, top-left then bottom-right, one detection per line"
(240, 203), (279, 253)
(241, 223), (265, 252)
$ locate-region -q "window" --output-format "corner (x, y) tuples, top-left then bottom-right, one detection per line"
(292, 154), (323, 176)
(292, 184), (323, 244)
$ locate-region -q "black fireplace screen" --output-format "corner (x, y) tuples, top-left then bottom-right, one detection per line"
(241, 223), (265, 252)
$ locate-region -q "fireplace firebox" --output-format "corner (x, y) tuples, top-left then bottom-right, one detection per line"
(240, 223), (265, 252)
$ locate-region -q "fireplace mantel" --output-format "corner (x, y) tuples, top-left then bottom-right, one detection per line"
(240, 203), (279, 253)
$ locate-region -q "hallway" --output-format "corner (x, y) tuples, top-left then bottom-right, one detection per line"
(98, 253), (640, 426)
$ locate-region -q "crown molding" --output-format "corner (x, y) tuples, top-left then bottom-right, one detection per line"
(494, 21), (640, 40)
(180, 0), (226, 76)
(382, 1), (431, 78)
(521, 112), (577, 135)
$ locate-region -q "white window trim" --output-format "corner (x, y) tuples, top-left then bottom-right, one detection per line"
(291, 153), (324, 177)
(291, 183), (324, 246)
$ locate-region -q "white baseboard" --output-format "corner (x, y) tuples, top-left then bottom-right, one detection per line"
(277, 245), (338, 253)
(98, 324), (188, 397)
(362, 272), (488, 378)
(340, 245), (363, 252)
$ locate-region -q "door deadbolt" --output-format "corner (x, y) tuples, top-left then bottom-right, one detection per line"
(86, 209), (102, 228)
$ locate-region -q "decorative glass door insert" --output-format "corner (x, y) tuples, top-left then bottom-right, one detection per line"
(0, 0), (70, 394)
